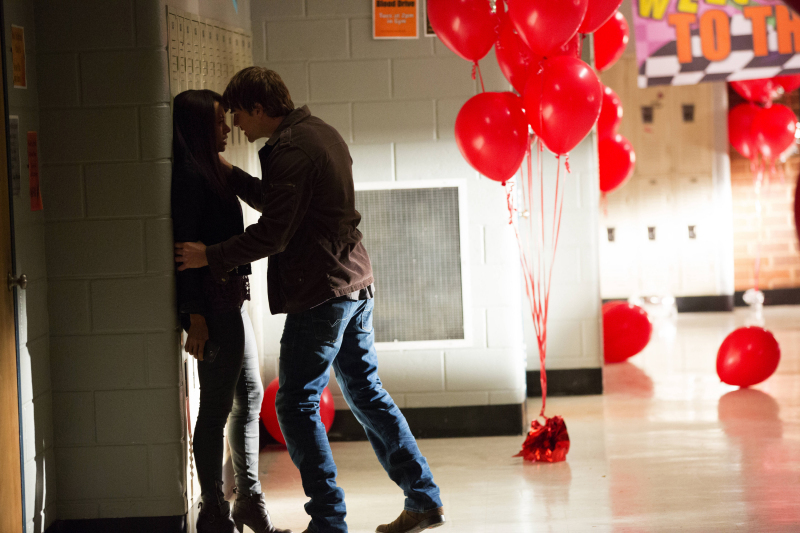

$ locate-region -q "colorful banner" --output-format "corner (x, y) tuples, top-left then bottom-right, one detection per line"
(633, 0), (800, 88)
(373, 0), (419, 39)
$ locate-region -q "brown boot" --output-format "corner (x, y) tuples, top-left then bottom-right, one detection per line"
(232, 488), (292, 533)
(375, 508), (446, 533)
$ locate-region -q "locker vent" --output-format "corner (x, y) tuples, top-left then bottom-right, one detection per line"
(355, 187), (464, 343)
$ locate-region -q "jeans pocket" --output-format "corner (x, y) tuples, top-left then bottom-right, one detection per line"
(360, 306), (373, 332)
(311, 317), (348, 343)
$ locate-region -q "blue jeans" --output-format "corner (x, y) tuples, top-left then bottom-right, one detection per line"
(276, 298), (442, 533)
(194, 306), (264, 501)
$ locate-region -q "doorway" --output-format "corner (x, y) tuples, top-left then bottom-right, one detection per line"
(0, 0), (25, 529)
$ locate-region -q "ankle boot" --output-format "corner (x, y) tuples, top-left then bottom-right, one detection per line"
(376, 507), (446, 533)
(197, 481), (236, 533)
(232, 488), (293, 533)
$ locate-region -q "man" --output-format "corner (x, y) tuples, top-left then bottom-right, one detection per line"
(175, 67), (445, 533)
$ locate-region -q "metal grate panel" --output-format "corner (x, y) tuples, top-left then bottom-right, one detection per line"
(356, 187), (464, 343)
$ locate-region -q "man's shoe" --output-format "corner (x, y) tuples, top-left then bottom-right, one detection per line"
(197, 481), (236, 533)
(375, 508), (446, 533)
(232, 489), (292, 533)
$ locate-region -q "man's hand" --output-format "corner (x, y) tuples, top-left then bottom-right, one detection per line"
(175, 241), (209, 271)
(184, 314), (208, 360)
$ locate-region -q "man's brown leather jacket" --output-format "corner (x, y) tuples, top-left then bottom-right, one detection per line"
(205, 106), (373, 314)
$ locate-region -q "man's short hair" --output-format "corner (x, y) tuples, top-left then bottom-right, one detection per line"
(223, 67), (295, 117)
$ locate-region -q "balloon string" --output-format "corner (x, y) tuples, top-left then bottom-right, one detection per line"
(754, 172), (763, 292)
(471, 62), (486, 92)
(509, 138), (567, 419)
(536, 139), (544, 331)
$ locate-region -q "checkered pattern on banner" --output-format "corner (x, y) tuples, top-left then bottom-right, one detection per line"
(637, 13), (800, 88)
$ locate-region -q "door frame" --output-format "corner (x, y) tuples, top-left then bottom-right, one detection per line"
(0, 0), (27, 529)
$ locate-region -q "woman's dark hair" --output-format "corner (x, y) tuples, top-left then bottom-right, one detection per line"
(172, 89), (230, 199)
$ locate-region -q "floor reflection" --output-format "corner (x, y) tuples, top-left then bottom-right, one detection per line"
(255, 306), (800, 532)
(718, 388), (799, 529)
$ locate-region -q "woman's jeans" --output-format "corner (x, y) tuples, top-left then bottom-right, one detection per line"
(193, 306), (264, 502)
(276, 298), (442, 533)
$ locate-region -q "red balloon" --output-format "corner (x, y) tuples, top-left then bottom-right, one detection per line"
(776, 74), (800, 94)
(496, 19), (582, 94)
(751, 103), (797, 161)
(593, 11), (629, 72)
(523, 56), (603, 155)
(508, 0), (588, 57)
(320, 387), (335, 431)
(730, 78), (781, 105)
(427, 0), (496, 62)
(496, 17), (538, 95)
(602, 302), (652, 364)
(260, 378), (336, 446)
(455, 92), (529, 183)
(716, 327), (780, 387)
(580, 0), (623, 33)
(598, 134), (635, 193)
(728, 103), (760, 160)
(556, 33), (583, 59)
(598, 85), (623, 138)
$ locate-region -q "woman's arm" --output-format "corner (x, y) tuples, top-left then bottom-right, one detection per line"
(220, 154), (265, 212)
(184, 313), (208, 360)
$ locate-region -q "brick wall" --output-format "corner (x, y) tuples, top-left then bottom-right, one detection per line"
(250, 0), (603, 396)
(729, 87), (800, 291)
(36, 0), (184, 521)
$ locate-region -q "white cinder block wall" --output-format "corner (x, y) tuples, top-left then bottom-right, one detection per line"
(250, 0), (539, 411)
(36, 0), (185, 521)
(525, 139), (604, 372)
(4, 1), (57, 531)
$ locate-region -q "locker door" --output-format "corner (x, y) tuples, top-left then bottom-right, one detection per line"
(674, 84), (714, 176)
(676, 175), (717, 294)
(192, 19), (201, 90)
(600, 182), (640, 297)
(631, 87), (673, 177)
(168, 13), (180, 97)
(200, 22), (209, 88)
(636, 177), (679, 295)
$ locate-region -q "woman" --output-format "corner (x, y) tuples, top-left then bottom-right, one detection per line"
(171, 90), (289, 533)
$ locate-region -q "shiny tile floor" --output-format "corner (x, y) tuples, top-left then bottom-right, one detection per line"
(256, 306), (800, 532)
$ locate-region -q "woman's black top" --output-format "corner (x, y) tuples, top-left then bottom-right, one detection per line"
(172, 161), (252, 319)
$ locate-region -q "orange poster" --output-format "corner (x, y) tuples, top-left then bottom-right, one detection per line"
(373, 0), (419, 40)
(11, 25), (26, 89)
(27, 132), (42, 211)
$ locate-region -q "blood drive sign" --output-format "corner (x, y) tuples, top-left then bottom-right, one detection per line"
(634, 0), (800, 87)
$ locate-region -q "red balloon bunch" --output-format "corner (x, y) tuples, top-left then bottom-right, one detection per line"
(260, 378), (335, 446)
(716, 327), (780, 388)
(597, 84), (635, 193)
(432, 0), (629, 176)
(602, 301), (652, 363)
(728, 75), (800, 164)
(730, 76), (800, 106)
